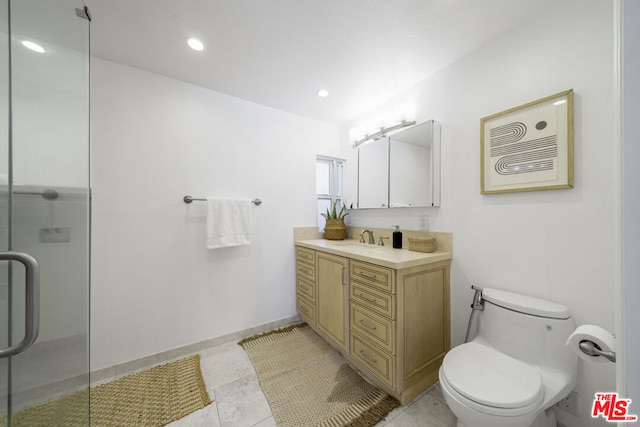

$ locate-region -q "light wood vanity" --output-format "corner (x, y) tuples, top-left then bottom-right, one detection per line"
(294, 227), (452, 405)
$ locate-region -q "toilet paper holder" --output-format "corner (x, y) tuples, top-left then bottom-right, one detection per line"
(579, 340), (616, 363)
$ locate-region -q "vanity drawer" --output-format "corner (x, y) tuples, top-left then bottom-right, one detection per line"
(297, 295), (316, 323)
(296, 261), (315, 282)
(296, 247), (316, 264)
(350, 261), (394, 293)
(351, 333), (394, 388)
(350, 281), (395, 319)
(351, 303), (395, 354)
(297, 277), (315, 302)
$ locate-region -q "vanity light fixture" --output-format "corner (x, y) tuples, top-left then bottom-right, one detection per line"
(187, 38), (205, 51)
(21, 40), (45, 53)
(352, 119), (416, 148)
(317, 89), (329, 97)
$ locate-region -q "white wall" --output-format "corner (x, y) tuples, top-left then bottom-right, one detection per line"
(342, 1), (616, 426)
(622, 0), (640, 406)
(90, 58), (340, 370)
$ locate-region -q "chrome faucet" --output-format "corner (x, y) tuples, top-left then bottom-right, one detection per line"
(360, 229), (375, 244)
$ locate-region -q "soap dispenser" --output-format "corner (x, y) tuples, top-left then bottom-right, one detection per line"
(392, 225), (402, 249)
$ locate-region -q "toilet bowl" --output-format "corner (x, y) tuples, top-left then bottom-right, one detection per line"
(439, 288), (578, 427)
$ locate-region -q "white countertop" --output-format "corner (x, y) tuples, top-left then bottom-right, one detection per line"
(295, 239), (452, 269)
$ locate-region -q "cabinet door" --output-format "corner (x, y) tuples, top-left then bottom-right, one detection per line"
(402, 266), (447, 380)
(316, 253), (348, 352)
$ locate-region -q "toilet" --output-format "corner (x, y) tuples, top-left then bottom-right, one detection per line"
(439, 288), (578, 427)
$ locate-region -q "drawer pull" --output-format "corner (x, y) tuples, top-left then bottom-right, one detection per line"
(298, 266), (311, 275)
(299, 305), (310, 314)
(300, 253), (312, 260)
(300, 284), (310, 292)
(359, 319), (377, 331)
(358, 293), (378, 303)
(359, 270), (377, 280)
(360, 350), (378, 364)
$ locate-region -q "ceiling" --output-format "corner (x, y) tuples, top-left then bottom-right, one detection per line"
(85, 0), (556, 125)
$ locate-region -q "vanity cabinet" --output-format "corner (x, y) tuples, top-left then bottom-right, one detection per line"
(294, 241), (450, 405)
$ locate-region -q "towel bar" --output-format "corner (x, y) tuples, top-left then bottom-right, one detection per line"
(12, 189), (59, 200)
(183, 195), (262, 206)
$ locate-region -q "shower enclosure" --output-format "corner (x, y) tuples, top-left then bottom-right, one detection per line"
(1, 0), (90, 425)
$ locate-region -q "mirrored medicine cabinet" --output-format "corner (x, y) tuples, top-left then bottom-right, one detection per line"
(354, 120), (441, 209)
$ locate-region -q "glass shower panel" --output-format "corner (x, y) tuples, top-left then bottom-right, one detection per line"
(1, 0), (90, 425)
(1, 0), (9, 419)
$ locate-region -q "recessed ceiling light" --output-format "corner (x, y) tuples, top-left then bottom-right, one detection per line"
(187, 38), (204, 51)
(21, 40), (45, 53)
(317, 89), (329, 98)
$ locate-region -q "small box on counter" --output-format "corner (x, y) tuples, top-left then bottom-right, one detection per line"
(408, 237), (435, 253)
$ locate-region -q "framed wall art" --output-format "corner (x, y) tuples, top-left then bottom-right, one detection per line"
(480, 89), (574, 194)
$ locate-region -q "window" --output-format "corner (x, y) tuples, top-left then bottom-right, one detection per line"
(316, 155), (345, 230)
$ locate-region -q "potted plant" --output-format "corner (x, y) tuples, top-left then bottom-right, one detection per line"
(321, 201), (349, 240)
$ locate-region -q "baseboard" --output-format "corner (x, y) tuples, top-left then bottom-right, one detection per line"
(90, 314), (302, 384)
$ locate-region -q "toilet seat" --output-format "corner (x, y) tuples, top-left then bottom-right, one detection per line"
(440, 342), (544, 416)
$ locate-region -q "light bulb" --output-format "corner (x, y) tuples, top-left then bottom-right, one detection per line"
(187, 38), (204, 51)
(22, 40), (45, 53)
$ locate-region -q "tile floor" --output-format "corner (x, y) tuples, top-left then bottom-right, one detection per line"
(151, 339), (458, 427)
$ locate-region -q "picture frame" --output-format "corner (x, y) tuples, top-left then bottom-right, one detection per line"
(480, 89), (574, 194)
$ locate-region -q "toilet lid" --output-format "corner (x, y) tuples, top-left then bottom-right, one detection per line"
(441, 342), (543, 410)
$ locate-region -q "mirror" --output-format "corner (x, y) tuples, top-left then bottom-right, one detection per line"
(357, 138), (389, 208)
(356, 120), (441, 208)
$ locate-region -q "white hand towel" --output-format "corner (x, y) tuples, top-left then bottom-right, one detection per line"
(206, 198), (252, 249)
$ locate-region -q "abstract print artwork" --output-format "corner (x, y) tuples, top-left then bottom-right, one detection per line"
(481, 89), (574, 194)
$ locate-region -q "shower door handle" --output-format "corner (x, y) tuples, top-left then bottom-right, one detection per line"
(0, 252), (40, 359)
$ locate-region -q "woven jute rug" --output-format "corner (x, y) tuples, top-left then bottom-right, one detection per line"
(0, 354), (211, 427)
(238, 323), (400, 427)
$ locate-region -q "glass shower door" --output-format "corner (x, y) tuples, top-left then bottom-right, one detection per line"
(1, 0), (90, 425)
(1, 0), (9, 418)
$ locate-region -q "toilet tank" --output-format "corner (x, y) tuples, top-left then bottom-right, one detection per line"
(474, 288), (577, 374)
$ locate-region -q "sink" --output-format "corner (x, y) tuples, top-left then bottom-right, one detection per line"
(331, 241), (368, 247)
(326, 241), (382, 250)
